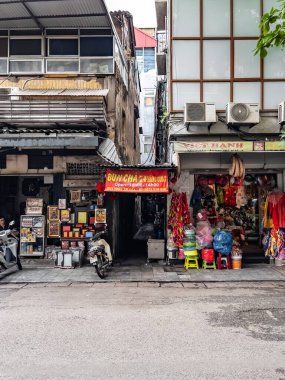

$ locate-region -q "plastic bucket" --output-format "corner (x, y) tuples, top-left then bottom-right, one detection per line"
(232, 256), (242, 269)
(184, 249), (198, 258)
(167, 248), (177, 260)
(178, 248), (185, 260)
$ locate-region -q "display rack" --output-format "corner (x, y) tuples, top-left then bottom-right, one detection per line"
(20, 215), (45, 257)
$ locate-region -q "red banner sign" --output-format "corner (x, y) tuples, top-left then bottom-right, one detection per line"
(105, 169), (169, 193)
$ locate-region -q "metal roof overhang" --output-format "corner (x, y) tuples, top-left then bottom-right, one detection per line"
(0, 132), (99, 148)
(0, 0), (111, 29)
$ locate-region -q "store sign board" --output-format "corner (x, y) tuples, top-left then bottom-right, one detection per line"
(105, 169), (169, 193)
(265, 141), (285, 151)
(174, 141), (254, 153)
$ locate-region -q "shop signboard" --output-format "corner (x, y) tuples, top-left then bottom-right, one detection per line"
(174, 140), (285, 153)
(105, 169), (169, 193)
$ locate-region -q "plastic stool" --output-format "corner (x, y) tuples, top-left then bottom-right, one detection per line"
(217, 253), (231, 270)
(184, 257), (199, 269)
(202, 260), (216, 269)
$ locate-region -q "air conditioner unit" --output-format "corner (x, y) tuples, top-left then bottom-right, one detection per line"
(0, 87), (19, 101)
(278, 102), (285, 125)
(226, 102), (260, 125)
(184, 102), (216, 124)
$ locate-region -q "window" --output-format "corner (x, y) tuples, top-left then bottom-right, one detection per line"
(170, 0), (285, 111)
(10, 60), (42, 73)
(10, 38), (42, 56)
(144, 97), (155, 107)
(49, 38), (78, 56)
(0, 38), (8, 57)
(144, 48), (155, 72)
(46, 60), (79, 73)
(80, 37), (113, 57)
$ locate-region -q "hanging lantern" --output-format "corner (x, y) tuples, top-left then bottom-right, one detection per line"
(96, 182), (105, 193)
(170, 177), (177, 185)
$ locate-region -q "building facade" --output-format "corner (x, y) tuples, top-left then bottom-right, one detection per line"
(135, 28), (157, 165)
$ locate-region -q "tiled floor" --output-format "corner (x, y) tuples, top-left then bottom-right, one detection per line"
(0, 263), (285, 283)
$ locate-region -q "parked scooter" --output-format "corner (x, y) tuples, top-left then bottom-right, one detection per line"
(87, 230), (112, 279)
(0, 221), (22, 274)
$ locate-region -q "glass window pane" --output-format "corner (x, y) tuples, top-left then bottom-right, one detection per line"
(49, 39), (78, 56)
(264, 82), (285, 109)
(203, 41), (230, 79)
(233, 82), (260, 103)
(264, 48), (285, 79)
(80, 37), (113, 57)
(80, 58), (113, 74)
(203, 83), (230, 109)
(10, 39), (42, 56)
(0, 38), (8, 57)
(172, 0), (200, 37)
(10, 60), (42, 73)
(172, 83), (200, 110)
(46, 60), (79, 73)
(234, 0), (260, 36)
(0, 59), (7, 73)
(144, 48), (155, 72)
(235, 40), (260, 78)
(203, 0), (230, 36)
(263, 0), (280, 13)
(172, 41), (200, 80)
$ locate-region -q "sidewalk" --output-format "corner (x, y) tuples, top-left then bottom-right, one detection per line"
(1, 263), (285, 284)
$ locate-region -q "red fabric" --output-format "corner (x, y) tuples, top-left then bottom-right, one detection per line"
(269, 193), (285, 229)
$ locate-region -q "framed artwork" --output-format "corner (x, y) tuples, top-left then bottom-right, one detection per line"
(58, 199), (67, 210)
(60, 209), (70, 222)
(70, 190), (81, 203)
(48, 206), (60, 221)
(48, 221), (61, 238)
(95, 209), (106, 224)
(77, 212), (87, 224)
(26, 198), (43, 208)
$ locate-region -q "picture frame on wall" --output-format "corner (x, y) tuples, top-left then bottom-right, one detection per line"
(60, 209), (70, 223)
(48, 206), (60, 221)
(95, 209), (106, 224)
(70, 190), (81, 203)
(48, 221), (61, 238)
(58, 199), (67, 210)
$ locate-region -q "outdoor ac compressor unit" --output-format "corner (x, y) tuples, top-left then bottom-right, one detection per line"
(278, 102), (285, 125)
(0, 88), (19, 101)
(226, 102), (260, 125)
(184, 102), (216, 124)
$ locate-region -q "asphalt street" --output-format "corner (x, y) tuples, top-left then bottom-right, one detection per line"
(0, 282), (285, 380)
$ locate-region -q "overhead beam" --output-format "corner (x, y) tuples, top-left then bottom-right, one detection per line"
(20, 0), (44, 30)
(0, 13), (107, 22)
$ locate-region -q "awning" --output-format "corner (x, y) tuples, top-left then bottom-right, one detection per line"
(13, 89), (109, 97)
(98, 138), (122, 166)
(0, 0), (111, 29)
(0, 133), (99, 148)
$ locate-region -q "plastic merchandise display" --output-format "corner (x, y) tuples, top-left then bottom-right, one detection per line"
(213, 231), (233, 255)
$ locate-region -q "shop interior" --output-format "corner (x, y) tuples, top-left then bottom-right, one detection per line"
(117, 193), (166, 264)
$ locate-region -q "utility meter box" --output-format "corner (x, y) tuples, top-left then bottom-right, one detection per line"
(147, 239), (165, 260)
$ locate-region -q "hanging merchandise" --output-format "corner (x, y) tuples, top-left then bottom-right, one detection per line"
(236, 185), (247, 208)
(168, 192), (190, 247)
(196, 221), (213, 249)
(263, 229), (284, 257)
(229, 154), (245, 179)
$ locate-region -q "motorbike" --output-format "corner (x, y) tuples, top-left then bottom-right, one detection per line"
(0, 221), (22, 274)
(87, 230), (112, 279)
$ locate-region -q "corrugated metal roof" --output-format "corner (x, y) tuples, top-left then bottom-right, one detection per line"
(135, 27), (157, 48)
(98, 138), (122, 166)
(13, 89), (109, 97)
(0, 0), (111, 29)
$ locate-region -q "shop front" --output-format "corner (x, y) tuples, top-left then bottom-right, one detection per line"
(166, 140), (285, 269)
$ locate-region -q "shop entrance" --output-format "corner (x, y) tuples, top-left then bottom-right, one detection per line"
(117, 193), (166, 264)
(0, 176), (53, 224)
(191, 173), (279, 263)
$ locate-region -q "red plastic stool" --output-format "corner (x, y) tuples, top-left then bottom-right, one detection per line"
(217, 253), (231, 270)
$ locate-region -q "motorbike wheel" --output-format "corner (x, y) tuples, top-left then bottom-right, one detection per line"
(17, 260), (22, 271)
(95, 256), (106, 279)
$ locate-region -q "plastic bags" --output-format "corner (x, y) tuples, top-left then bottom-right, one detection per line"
(213, 231), (233, 255)
(196, 221), (213, 248)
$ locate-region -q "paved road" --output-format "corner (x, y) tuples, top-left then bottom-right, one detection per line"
(0, 282), (285, 380)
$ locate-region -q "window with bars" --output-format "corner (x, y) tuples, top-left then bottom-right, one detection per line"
(170, 0), (285, 111)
